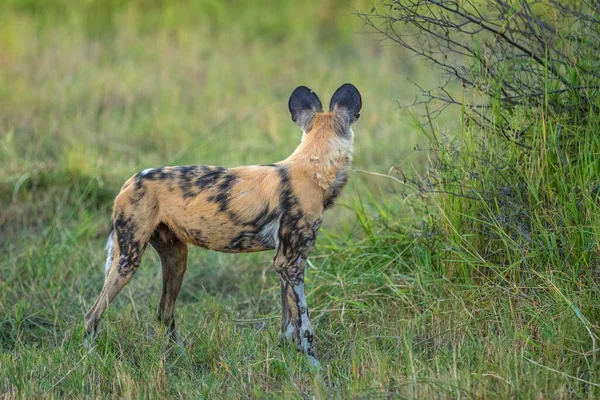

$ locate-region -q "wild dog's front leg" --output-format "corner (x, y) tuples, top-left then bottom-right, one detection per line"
(288, 270), (317, 365)
(274, 251), (319, 366)
(279, 276), (294, 342)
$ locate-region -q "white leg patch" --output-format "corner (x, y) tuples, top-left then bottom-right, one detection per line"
(104, 232), (115, 277)
(293, 282), (313, 353)
(285, 321), (296, 341)
(258, 214), (282, 250)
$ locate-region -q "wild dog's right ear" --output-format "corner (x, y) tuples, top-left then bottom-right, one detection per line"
(288, 86), (323, 131)
(329, 83), (362, 125)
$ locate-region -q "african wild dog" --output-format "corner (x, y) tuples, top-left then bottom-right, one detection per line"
(84, 83), (362, 365)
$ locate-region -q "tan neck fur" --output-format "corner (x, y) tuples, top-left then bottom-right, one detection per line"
(284, 112), (353, 194)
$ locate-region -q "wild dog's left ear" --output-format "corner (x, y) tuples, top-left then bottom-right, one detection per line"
(329, 83), (362, 125)
(289, 86), (323, 131)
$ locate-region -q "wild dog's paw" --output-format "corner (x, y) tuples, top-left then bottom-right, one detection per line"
(83, 335), (95, 353)
(306, 354), (321, 369)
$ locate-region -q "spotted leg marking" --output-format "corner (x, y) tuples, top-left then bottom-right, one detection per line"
(291, 278), (319, 367)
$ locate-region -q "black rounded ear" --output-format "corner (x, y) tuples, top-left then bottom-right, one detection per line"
(288, 86), (323, 131)
(329, 83), (362, 125)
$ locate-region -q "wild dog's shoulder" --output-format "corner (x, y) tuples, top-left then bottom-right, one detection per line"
(273, 163), (325, 220)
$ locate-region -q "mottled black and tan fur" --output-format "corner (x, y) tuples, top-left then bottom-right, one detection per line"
(84, 83), (362, 365)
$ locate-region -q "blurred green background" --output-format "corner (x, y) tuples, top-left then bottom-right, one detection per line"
(1, 0), (447, 237)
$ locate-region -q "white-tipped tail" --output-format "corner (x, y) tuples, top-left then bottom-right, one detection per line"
(104, 230), (115, 277)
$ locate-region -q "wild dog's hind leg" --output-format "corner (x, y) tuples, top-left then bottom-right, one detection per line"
(84, 204), (155, 346)
(149, 223), (188, 344)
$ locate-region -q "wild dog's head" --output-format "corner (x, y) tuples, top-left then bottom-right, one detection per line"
(287, 84), (362, 207)
(288, 83), (361, 143)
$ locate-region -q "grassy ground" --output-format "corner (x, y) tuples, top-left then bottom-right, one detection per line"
(1, 1), (599, 398)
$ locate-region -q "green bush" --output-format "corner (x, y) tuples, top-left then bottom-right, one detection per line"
(357, 0), (600, 396)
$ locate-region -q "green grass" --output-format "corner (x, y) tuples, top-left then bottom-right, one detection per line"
(2, 1), (599, 398)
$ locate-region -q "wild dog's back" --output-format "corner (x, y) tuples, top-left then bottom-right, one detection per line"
(115, 164), (286, 253)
